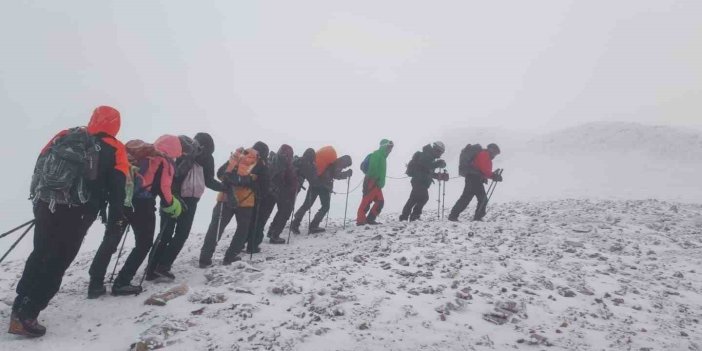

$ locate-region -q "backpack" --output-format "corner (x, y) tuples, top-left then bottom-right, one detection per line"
(267, 152), (287, 193)
(125, 139), (164, 165)
(405, 151), (422, 177)
(360, 154), (371, 174)
(458, 144), (483, 177)
(30, 127), (101, 211)
(174, 135), (201, 179)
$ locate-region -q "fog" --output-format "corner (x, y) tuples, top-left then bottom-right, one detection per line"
(1, 1), (701, 258)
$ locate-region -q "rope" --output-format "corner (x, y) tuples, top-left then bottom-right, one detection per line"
(335, 180), (363, 195)
(386, 175), (410, 180)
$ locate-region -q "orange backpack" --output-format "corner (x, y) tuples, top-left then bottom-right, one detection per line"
(315, 146), (337, 176)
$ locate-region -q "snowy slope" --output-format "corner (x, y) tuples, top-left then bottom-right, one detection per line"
(1, 200), (701, 351)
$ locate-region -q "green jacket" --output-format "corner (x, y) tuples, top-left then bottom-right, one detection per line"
(366, 141), (391, 189)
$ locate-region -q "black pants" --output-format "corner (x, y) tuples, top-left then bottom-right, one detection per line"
(112, 198), (157, 285)
(88, 206), (130, 284)
(247, 196), (275, 251)
(449, 175), (488, 221)
(401, 179), (430, 221)
(267, 193), (295, 239)
(150, 197), (199, 270)
(199, 202), (254, 263)
(292, 187), (330, 229)
(14, 202), (92, 319)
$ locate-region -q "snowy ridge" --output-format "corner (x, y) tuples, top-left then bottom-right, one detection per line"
(1, 200), (701, 350)
(529, 122), (702, 159)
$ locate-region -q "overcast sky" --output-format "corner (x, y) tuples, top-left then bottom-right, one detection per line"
(1, 1), (700, 254)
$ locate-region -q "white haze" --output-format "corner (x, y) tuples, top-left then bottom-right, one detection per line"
(1, 1), (701, 258)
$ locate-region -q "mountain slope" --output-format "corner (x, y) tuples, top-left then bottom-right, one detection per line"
(1, 200), (701, 350)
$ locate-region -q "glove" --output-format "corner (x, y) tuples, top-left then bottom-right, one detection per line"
(440, 172), (450, 181)
(491, 173), (503, 182)
(163, 197), (183, 218)
(434, 159), (447, 169)
(344, 169), (353, 178)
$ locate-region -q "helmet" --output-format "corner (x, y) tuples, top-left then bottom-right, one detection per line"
(432, 141), (446, 154)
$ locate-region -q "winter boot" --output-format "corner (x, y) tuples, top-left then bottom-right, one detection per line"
(448, 215), (459, 222)
(111, 281), (143, 296)
(366, 218), (382, 225)
(8, 312), (46, 338)
(290, 222), (301, 235)
(245, 247), (261, 254)
(87, 280), (107, 299)
(222, 255), (241, 266)
(151, 265), (176, 282)
(399, 215), (408, 222)
(269, 236), (286, 244)
(308, 227), (326, 234)
(198, 258), (213, 269)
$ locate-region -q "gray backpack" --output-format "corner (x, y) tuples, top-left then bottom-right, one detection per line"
(30, 127), (101, 211)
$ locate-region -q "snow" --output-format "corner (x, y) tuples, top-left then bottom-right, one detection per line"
(1, 199), (701, 350)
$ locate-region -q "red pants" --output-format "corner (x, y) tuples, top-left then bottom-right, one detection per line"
(357, 178), (384, 224)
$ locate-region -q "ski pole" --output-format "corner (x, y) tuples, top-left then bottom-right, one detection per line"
(343, 177), (350, 229)
(108, 224), (131, 284)
(0, 222), (35, 264)
(0, 219), (35, 240)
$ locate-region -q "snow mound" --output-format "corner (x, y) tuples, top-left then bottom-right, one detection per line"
(1, 200), (701, 350)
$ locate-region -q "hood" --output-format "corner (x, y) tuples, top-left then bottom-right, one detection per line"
(194, 132), (215, 155)
(154, 134), (183, 160)
(335, 155), (352, 170)
(253, 141), (269, 161)
(278, 144), (294, 164)
(379, 139), (394, 155)
(302, 148), (316, 162)
(87, 106), (121, 137)
(178, 135), (199, 158)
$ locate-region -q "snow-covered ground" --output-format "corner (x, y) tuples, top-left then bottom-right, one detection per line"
(2, 199), (701, 350)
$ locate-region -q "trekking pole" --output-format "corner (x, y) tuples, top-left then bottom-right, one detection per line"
(108, 224), (131, 284)
(215, 201), (225, 243)
(481, 169), (503, 216)
(0, 222), (35, 264)
(139, 216), (171, 289)
(441, 170), (447, 220)
(437, 179), (441, 219)
(250, 197), (261, 261)
(286, 191), (299, 245)
(343, 177), (350, 229)
(0, 219), (35, 240)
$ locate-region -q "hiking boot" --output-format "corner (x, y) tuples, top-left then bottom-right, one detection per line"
(308, 227), (326, 234)
(290, 223), (301, 235)
(8, 312), (46, 338)
(144, 271), (158, 282)
(366, 219), (382, 225)
(245, 247), (261, 254)
(198, 258), (213, 269)
(152, 266), (176, 282)
(269, 237), (286, 244)
(399, 215), (408, 222)
(448, 216), (459, 222)
(222, 255), (241, 266)
(111, 282), (143, 296)
(87, 281), (107, 299)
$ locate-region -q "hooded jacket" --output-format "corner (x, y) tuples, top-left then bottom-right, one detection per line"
(410, 144), (445, 188)
(365, 139), (392, 189)
(36, 106), (129, 218)
(269, 144), (298, 199)
(319, 155), (353, 190)
(135, 135), (182, 205)
(295, 148), (322, 191)
(172, 133), (224, 198)
(217, 148), (259, 208)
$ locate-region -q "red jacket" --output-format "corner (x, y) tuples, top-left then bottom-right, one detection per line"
(472, 150), (493, 179)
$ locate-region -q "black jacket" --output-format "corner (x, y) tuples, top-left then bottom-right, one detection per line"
(410, 145), (444, 188)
